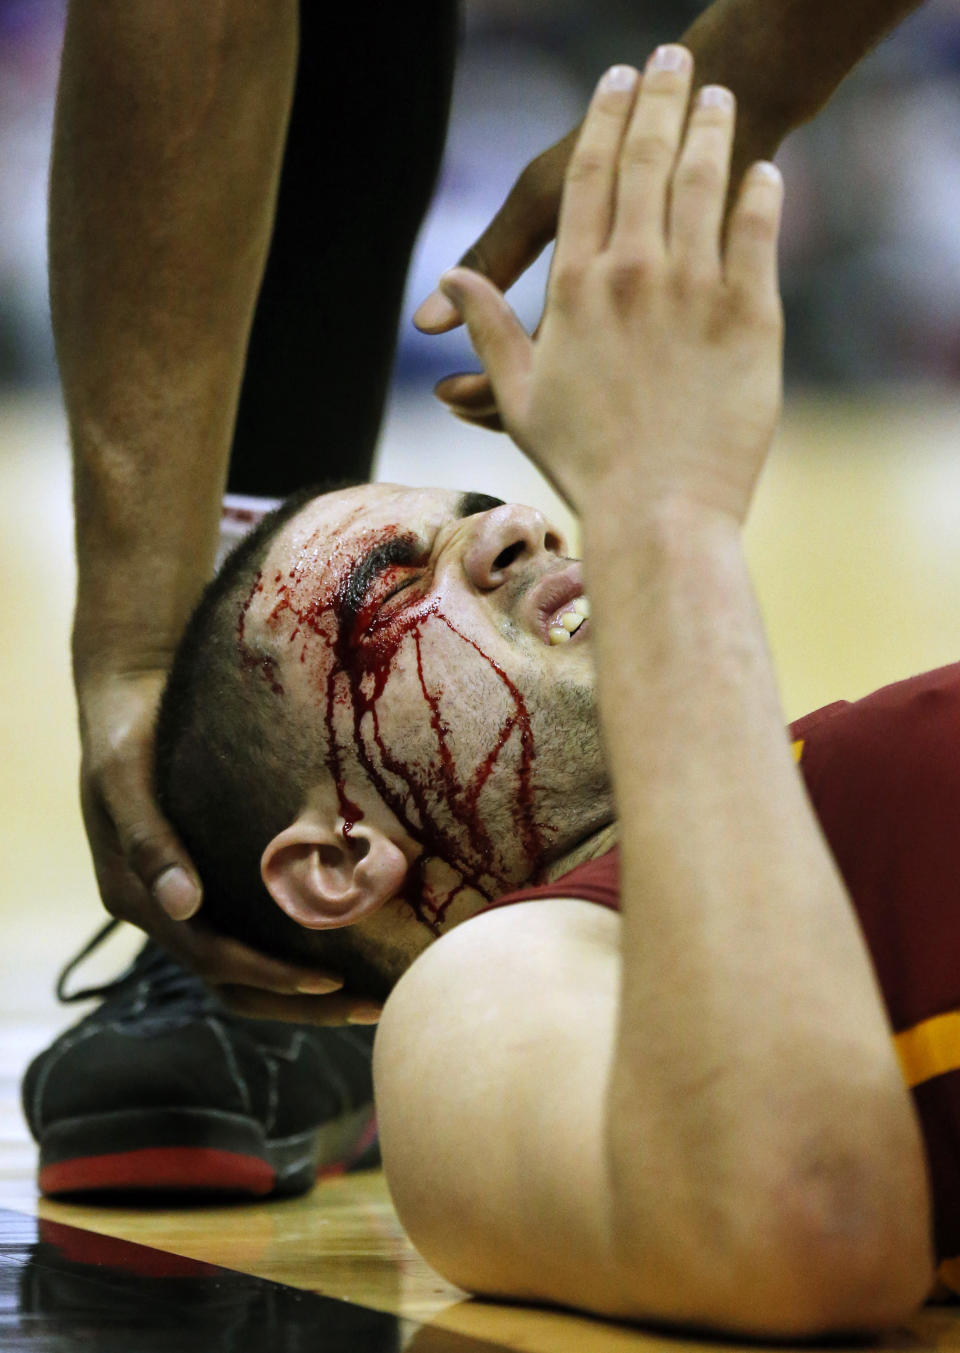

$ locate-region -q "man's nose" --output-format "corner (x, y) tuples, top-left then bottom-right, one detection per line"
(461, 504), (566, 589)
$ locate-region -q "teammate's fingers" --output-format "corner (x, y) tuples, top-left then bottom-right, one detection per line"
(723, 160), (784, 307)
(108, 793), (202, 922)
(551, 65), (639, 274)
(413, 128), (577, 333)
(220, 985), (381, 1026)
(609, 45), (693, 257)
(434, 370), (498, 414)
(668, 85), (736, 271)
(449, 409), (506, 433)
(438, 268), (531, 423)
(175, 926), (344, 996)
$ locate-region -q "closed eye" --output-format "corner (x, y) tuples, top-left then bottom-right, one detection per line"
(381, 576), (418, 607)
(361, 572), (423, 636)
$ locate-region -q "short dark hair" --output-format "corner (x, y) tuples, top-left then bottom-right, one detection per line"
(154, 482), (399, 1002)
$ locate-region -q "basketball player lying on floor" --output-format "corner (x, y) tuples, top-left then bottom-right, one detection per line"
(155, 54), (941, 1336)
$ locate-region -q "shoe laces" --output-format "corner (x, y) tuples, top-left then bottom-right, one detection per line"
(55, 919), (215, 1015)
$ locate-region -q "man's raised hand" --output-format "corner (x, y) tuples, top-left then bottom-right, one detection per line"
(436, 48), (784, 524)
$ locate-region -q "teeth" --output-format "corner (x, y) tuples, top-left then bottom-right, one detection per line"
(546, 592), (589, 645)
(548, 594), (590, 644)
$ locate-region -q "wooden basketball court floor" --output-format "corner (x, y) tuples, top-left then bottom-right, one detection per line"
(4, 387), (960, 1351)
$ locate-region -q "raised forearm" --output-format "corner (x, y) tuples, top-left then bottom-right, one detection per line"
(51, 0), (298, 678)
(681, 0), (924, 174)
(587, 496), (929, 1324)
(443, 44), (934, 1330)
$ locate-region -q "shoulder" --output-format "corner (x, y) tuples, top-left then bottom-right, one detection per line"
(373, 898), (625, 1309)
(377, 898), (619, 1071)
(390, 895), (619, 993)
(376, 898), (619, 1093)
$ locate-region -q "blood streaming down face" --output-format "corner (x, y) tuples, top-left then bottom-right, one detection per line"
(238, 511), (551, 934)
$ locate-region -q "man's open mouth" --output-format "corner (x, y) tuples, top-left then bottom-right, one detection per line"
(529, 563), (590, 645)
(547, 595), (590, 644)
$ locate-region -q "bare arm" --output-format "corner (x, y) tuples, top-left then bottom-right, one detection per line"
(592, 510), (929, 1330)
(415, 0), (924, 424)
(681, 0), (923, 178)
(376, 57), (932, 1336)
(50, 1), (342, 996)
(54, 0), (299, 680)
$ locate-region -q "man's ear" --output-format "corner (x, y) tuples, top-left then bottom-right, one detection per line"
(261, 813), (409, 930)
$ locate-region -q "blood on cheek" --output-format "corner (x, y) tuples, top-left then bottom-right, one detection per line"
(237, 526), (546, 932)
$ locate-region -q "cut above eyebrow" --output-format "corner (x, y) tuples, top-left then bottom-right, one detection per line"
(456, 492), (506, 519)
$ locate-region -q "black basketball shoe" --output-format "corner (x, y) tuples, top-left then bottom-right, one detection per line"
(22, 922), (379, 1199)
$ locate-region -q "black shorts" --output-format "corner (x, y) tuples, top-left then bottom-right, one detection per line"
(228, 1), (459, 497)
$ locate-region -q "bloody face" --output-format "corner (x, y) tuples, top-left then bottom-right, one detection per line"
(241, 484), (612, 933)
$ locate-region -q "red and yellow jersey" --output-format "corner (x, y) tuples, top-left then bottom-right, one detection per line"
(489, 661), (960, 1287)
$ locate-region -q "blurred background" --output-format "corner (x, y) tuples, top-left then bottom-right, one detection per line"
(0, 0), (959, 1111)
(5, 0), (960, 392)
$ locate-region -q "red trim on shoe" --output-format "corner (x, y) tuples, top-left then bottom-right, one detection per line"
(350, 1110), (379, 1162)
(317, 1109), (378, 1180)
(39, 1148), (276, 1197)
(317, 1165), (344, 1179)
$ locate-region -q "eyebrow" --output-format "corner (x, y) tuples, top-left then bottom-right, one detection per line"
(341, 536), (420, 629)
(339, 492), (507, 633)
(456, 492), (505, 519)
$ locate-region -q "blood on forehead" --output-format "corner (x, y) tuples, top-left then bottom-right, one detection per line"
(236, 514), (549, 934)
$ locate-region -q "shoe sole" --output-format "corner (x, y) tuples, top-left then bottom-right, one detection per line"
(37, 1104), (378, 1198)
